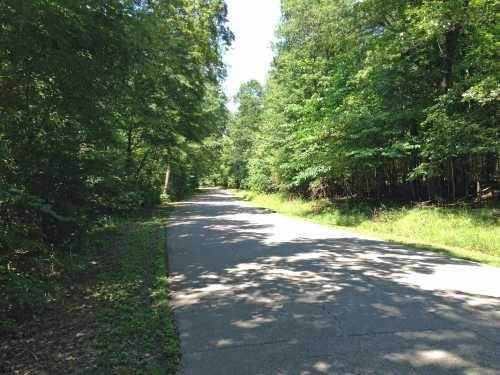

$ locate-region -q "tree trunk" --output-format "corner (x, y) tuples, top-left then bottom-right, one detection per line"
(375, 166), (385, 199)
(126, 126), (134, 175)
(463, 158), (470, 199)
(439, 25), (461, 94)
(451, 159), (456, 201)
(482, 152), (497, 185)
(163, 165), (171, 195)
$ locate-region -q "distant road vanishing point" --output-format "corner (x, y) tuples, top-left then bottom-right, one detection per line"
(167, 189), (500, 375)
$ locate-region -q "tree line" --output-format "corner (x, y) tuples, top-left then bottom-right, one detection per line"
(208, 0), (499, 202)
(1, 0), (231, 253)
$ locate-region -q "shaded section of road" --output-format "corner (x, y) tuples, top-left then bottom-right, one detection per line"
(167, 189), (500, 374)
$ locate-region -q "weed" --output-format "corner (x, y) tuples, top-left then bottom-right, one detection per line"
(1, 207), (180, 374)
(233, 190), (500, 267)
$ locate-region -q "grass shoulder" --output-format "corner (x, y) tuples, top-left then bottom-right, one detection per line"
(231, 190), (500, 267)
(1, 206), (180, 374)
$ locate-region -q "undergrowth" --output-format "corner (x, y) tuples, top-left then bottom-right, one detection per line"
(1, 207), (179, 374)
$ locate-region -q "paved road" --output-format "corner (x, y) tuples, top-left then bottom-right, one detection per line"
(167, 189), (500, 375)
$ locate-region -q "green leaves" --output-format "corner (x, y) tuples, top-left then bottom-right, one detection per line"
(214, 0), (498, 201)
(1, 0), (231, 250)
(206, 80), (264, 189)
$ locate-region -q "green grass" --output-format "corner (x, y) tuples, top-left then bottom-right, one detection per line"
(1, 206), (180, 374)
(232, 190), (500, 267)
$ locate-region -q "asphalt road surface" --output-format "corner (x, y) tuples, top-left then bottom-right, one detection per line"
(167, 189), (500, 375)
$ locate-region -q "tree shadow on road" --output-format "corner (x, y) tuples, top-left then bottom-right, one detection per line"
(167, 190), (500, 375)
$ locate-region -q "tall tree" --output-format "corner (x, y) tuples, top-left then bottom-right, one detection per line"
(217, 0), (499, 202)
(212, 80), (264, 188)
(0, 0), (232, 251)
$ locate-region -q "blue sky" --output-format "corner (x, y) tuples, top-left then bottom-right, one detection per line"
(223, 0), (281, 111)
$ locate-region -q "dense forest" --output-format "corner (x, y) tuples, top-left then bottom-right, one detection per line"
(208, 0), (499, 202)
(1, 0), (231, 333)
(1, 0), (231, 257)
